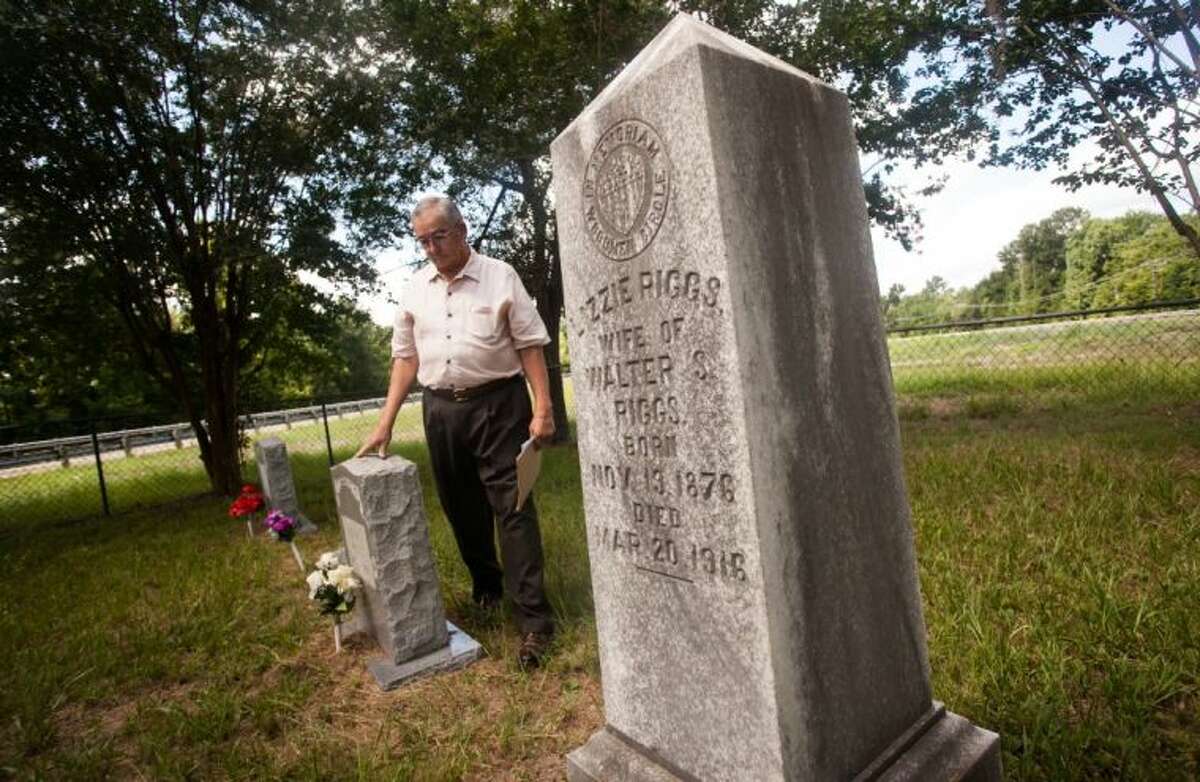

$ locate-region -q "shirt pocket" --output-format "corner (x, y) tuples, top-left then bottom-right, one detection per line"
(467, 305), (497, 339)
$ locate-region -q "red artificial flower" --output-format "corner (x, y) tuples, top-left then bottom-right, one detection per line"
(228, 495), (261, 518)
(233, 484), (265, 514)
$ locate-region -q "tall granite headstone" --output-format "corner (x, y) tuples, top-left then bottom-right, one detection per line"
(253, 437), (317, 533)
(330, 457), (481, 689)
(550, 14), (1001, 781)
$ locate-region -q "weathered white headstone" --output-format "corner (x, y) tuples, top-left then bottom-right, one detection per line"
(253, 437), (317, 534)
(330, 456), (481, 690)
(551, 14), (1001, 781)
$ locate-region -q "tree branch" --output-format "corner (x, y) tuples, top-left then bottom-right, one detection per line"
(1103, 0), (1196, 77)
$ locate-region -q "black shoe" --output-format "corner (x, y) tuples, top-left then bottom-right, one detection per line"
(517, 631), (553, 670)
(473, 592), (502, 611)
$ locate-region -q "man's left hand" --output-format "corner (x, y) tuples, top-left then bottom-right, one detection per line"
(530, 410), (555, 446)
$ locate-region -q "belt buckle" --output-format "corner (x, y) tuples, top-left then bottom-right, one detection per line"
(451, 387), (470, 402)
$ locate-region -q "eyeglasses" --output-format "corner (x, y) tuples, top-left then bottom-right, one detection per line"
(415, 228), (455, 248)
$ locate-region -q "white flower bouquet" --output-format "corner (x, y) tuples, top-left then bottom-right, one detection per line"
(307, 551), (361, 653)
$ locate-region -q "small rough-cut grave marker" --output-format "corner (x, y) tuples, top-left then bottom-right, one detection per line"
(330, 457), (481, 690)
(254, 437), (317, 534)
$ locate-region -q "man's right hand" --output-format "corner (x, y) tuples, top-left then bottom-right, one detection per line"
(355, 425), (392, 458)
(356, 355), (417, 460)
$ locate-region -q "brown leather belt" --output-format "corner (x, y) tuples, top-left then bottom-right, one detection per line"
(425, 374), (523, 403)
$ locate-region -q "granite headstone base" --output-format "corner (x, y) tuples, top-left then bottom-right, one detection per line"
(366, 621), (482, 691)
(567, 704), (1001, 782)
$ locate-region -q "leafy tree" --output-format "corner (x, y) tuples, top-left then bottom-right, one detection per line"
(884, 275), (976, 327)
(970, 268), (1016, 317)
(379, 0), (1035, 438)
(0, 0), (407, 492)
(238, 299), (393, 410)
(993, 207), (1088, 313)
(932, 0), (1200, 256)
(0, 247), (177, 424)
(1063, 210), (1158, 308)
(1089, 213), (1200, 305)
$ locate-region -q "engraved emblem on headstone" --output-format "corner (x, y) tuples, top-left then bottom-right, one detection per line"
(582, 118), (670, 260)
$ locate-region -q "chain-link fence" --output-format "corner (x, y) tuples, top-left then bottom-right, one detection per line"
(886, 299), (1200, 409)
(3, 299), (1197, 529)
(0, 392), (414, 529)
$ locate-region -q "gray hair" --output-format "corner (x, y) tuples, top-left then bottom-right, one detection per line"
(412, 194), (466, 230)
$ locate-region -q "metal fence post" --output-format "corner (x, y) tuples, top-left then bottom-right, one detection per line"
(321, 402), (335, 466)
(90, 420), (111, 517)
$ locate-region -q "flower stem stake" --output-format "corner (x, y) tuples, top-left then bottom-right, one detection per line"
(307, 552), (361, 654)
(228, 484), (265, 538)
(264, 509), (304, 572)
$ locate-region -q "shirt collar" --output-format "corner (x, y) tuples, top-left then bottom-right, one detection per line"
(425, 250), (482, 284)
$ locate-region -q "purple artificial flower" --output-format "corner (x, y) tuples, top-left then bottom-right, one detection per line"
(263, 509), (296, 541)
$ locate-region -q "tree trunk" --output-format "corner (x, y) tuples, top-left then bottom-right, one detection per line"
(519, 160), (571, 443)
(191, 281), (244, 496)
(544, 226), (571, 443)
(199, 373), (243, 496)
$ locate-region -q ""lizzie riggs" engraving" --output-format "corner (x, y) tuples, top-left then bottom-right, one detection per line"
(582, 119), (670, 260)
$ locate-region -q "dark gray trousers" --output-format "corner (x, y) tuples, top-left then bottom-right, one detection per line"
(422, 378), (555, 635)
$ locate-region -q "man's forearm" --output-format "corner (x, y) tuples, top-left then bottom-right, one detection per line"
(380, 356), (419, 428)
(518, 345), (552, 416)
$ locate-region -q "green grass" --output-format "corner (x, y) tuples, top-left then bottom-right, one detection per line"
(0, 380), (1197, 778)
(908, 408), (1199, 779)
(0, 436), (597, 780)
(888, 310), (1200, 408)
(1, 399), (1197, 779)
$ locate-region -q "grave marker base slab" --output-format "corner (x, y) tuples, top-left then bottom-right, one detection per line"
(569, 704), (1000, 782)
(366, 621), (482, 691)
(567, 728), (690, 782)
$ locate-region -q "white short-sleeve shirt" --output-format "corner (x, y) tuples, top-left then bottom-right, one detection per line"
(391, 251), (551, 389)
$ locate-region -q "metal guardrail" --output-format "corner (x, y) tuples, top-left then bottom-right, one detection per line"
(0, 397), (388, 470)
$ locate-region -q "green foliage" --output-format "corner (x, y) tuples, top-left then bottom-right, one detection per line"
(0, 253), (178, 423)
(924, 1), (1200, 254)
(240, 308), (392, 409)
(1091, 216), (1200, 306)
(383, 0), (1018, 252)
(0, 0), (411, 489)
(993, 207), (1088, 314)
(1064, 212), (1159, 309)
(885, 207), (1200, 328)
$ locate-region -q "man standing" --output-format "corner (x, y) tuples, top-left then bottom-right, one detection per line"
(357, 194), (556, 669)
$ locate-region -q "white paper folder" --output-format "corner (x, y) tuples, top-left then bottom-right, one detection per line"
(514, 437), (542, 512)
